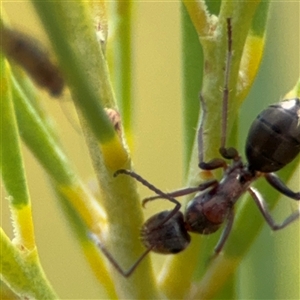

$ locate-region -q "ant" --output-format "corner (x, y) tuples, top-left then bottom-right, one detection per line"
(90, 18), (300, 277)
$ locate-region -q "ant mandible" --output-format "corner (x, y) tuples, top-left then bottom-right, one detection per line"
(91, 18), (300, 277)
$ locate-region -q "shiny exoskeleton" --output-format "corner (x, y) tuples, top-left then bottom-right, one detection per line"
(246, 99), (300, 172)
(140, 99), (300, 255)
(184, 98), (300, 242)
(91, 18), (300, 277)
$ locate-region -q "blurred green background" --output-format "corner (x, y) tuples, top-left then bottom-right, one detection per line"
(1, 1), (299, 299)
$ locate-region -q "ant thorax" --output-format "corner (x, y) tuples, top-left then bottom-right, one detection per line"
(184, 159), (258, 235)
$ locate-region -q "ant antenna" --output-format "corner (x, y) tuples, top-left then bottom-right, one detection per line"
(90, 233), (154, 277)
(114, 169), (181, 227)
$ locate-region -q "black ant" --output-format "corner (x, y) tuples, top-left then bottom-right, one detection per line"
(90, 18), (300, 277)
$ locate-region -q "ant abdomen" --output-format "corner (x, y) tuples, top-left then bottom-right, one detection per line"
(141, 210), (191, 254)
(246, 98), (300, 172)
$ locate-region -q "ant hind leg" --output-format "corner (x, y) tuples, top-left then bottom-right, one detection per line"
(265, 173), (300, 200)
(142, 179), (219, 206)
(248, 187), (300, 230)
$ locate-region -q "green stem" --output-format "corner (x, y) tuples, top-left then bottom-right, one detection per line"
(31, 2), (161, 298)
(181, 3), (203, 175)
(31, 1), (117, 146)
(160, 2), (268, 298)
(0, 229), (58, 300)
(109, 1), (134, 144)
(1, 57), (58, 299)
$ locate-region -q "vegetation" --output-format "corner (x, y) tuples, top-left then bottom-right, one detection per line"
(1, 1), (299, 299)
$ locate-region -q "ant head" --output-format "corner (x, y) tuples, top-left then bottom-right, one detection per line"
(140, 210), (191, 254)
(184, 194), (222, 234)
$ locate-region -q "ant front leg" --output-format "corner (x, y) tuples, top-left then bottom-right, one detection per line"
(142, 179), (218, 206)
(206, 209), (235, 263)
(90, 233), (153, 277)
(213, 209), (235, 255)
(264, 173), (300, 200)
(247, 187), (300, 230)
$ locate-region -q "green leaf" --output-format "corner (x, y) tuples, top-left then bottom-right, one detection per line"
(181, 3), (202, 175)
(0, 60), (29, 208)
(30, 3), (161, 298)
(31, 2), (129, 171)
(108, 2), (134, 142)
(0, 55), (58, 300)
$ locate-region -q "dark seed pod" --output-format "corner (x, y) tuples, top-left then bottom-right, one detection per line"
(0, 26), (64, 96)
(246, 98), (300, 172)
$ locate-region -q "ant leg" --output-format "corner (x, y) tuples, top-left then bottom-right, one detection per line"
(114, 169), (181, 228)
(248, 187), (300, 230)
(213, 209), (235, 255)
(90, 233), (153, 277)
(217, 19), (244, 163)
(219, 146), (239, 160)
(198, 93), (228, 171)
(142, 179), (218, 206)
(198, 19), (235, 170)
(264, 173), (300, 200)
(220, 18), (233, 150)
(199, 157), (228, 171)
